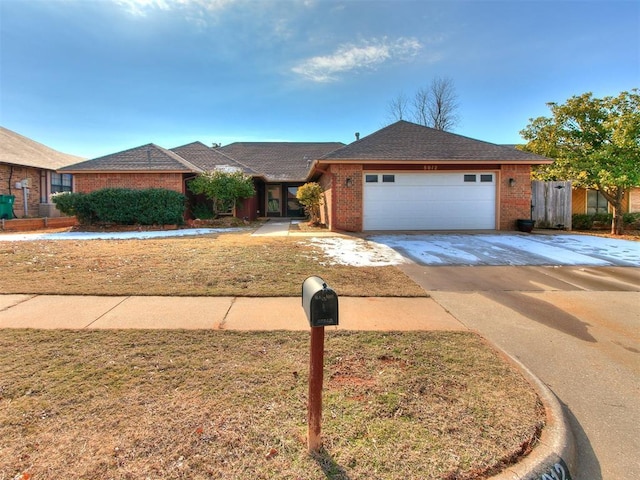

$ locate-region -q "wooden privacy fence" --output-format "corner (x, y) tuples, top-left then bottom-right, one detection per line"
(531, 181), (572, 230)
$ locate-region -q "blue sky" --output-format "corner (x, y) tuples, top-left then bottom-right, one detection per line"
(1, 0), (638, 159)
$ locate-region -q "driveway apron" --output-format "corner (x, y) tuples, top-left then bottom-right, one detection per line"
(392, 233), (640, 480)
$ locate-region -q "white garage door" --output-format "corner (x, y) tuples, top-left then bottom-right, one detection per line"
(363, 172), (496, 230)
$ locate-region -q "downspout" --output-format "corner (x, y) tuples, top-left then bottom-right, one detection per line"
(312, 164), (337, 232)
(8, 165), (16, 218)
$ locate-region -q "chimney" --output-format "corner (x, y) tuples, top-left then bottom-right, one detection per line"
(355, 132), (360, 141)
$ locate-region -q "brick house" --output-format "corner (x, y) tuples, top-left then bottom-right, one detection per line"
(61, 140), (344, 221)
(1, 127), (83, 219)
(310, 121), (552, 231)
(60, 120), (552, 232)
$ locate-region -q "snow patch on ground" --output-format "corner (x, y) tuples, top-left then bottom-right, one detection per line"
(304, 237), (408, 267)
(0, 228), (242, 242)
(2, 228), (638, 267)
(369, 233), (640, 267)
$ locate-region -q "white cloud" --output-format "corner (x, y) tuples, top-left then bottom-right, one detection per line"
(292, 37), (422, 83)
(114, 0), (237, 17)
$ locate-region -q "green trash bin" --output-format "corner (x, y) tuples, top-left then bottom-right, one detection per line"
(0, 194), (15, 220)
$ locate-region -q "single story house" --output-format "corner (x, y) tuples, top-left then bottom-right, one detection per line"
(59, 120), (553, 232)
(0, 127), (83, 218)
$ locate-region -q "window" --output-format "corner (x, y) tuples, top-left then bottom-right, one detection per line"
(365, 175), (378, 183)
(267, 185), (281, 214)
(382, 175), (395, 183)
(51, 173), (72, 193)
(464, 174), (477, 182)
(587, 190), (609, 214)
(480, 174), (493, 182)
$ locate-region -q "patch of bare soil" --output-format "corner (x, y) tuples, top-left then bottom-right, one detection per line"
(290, 221), (330, 232)
(571, 229), (640, 241)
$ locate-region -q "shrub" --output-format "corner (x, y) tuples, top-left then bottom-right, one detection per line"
(296, 182), (324, 225)
(188, 170), (255, 217)
(623, 212), (640, 229)
(571, 214), (593, 230)
(135, 189), (186, 225)
(53, 188), (186, 226)
(52, 192), (94, 224)
(570, 212), (640, 231)
(191, 202), (215, 220)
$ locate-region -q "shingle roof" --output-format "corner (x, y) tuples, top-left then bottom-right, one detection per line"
(1, 126), (84, 169)
(60, 144), (201, 173)
(219, 142), (345, 181)
(171, 142), (259, 176)
(320, 120), (552, 163)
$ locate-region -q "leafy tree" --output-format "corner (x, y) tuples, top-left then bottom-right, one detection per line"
(188, 170), (255, 217)
(296, 182), (324, 225)
(520, 89), (640, 234)
(386, 77), (460, 131)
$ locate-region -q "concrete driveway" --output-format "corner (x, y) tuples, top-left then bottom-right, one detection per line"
(383, 233), (640, 480)
(368, 232), (640, 267)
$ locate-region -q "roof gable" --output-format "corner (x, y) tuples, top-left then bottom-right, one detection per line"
(171, 142), (259, 176)
(219, 142), (345, 181)
(1, 127), (84, 170)
(60, 143), (201, 173)
(321, 120), (552, 163)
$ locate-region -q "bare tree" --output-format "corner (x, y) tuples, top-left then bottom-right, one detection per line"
(385, 90), (409, 123)
(386, 77), (460, 131)
(428, 76), (460, 131)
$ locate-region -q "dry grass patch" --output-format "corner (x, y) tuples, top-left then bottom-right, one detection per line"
(0, 232), (425, 297)
(0, 329), (544, 480)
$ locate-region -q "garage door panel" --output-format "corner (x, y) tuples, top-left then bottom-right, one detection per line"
(363, 172), (496, 230)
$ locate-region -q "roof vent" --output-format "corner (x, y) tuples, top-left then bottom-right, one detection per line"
(355, 132), (360, 141)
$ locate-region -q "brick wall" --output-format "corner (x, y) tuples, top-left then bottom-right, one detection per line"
(1, 216), (78, 232)
(499, 164), (533, 230)
(319, 163), (537, 232)
(0, 164), (42, 218)
(73, 173), (184, 194)
(317, 171), (333, 227)
(330, 164), (363, 232)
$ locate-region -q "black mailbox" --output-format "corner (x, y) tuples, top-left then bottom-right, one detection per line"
(302, 276), (339, 327)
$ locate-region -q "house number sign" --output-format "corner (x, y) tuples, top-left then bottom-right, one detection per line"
(534, 459), (572, 480)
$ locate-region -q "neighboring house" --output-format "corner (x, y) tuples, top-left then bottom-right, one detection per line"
(572, 187), (640, 216)
(59, 120), (553, 232)
(0, 127), (83, 218)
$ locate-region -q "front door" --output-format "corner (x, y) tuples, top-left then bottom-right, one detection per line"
(286, 186), (305, 217)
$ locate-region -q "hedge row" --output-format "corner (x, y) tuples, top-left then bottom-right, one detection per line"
(572, 212), (640, 230)
(52, 188), (186, 226)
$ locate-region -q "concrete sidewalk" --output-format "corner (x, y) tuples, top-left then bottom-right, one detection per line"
(0, 293), (575, 480)
(0, 294), (466, 331)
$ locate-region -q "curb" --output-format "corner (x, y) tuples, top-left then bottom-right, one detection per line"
(489, 351), (576, 480)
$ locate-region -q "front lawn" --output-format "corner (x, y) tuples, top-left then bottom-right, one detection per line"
(0, 329), (543, 480)
(0, 229), (546, 479)
(0, 231), (425, 297)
